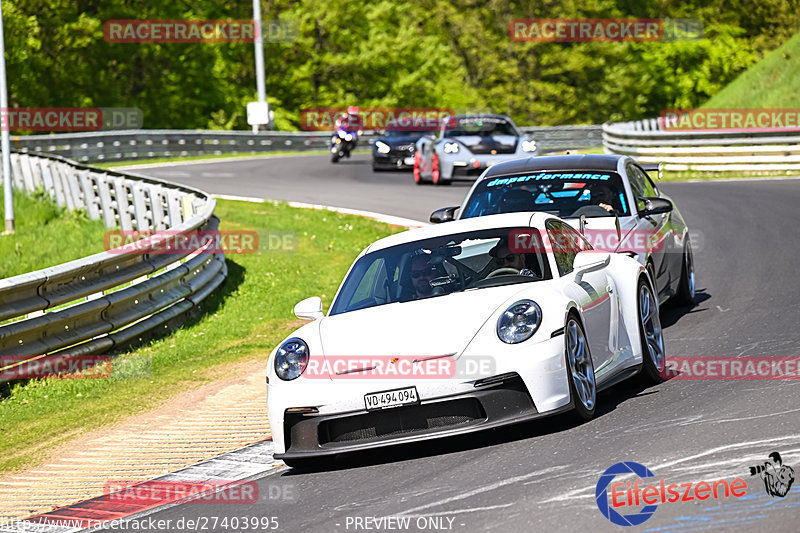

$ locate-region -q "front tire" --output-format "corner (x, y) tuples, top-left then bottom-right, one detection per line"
(565, 315), (596, 421)
(675, 238), (696, 306)
(637, 278), (666, 384)
(431, 153), (442, 185)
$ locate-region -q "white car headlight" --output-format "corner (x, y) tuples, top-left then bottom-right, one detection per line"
(375, 141), (390, 154)
(274, 338), (309, 380)
(443, 142), (460, 154)
(497, 300), (542, 344)
(521, 140), (537, 152)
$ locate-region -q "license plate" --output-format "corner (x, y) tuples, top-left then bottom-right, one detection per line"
(364, 386), (419, 411)
(403, 156), (415, 166)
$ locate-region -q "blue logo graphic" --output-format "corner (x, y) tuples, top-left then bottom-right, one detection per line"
(595, 461), (658, 526)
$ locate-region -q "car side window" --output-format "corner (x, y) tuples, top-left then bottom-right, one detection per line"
(546, 220), (588, 276)
(644, 173), (659, 197)
(626, 163), (647, 212)
(634, 166), (658, 197)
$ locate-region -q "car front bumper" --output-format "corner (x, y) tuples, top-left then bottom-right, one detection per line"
(373, 152), (416, 169)
(442, 152), (538, 179)
(274, 372), (572, 461)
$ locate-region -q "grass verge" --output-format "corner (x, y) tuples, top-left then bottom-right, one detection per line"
(701, 32), (800, 109)
(0, 188), (108, 279)
(0, 199), (405, 474)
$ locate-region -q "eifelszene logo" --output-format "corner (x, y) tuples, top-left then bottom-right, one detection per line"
(595, 461), (748, 526)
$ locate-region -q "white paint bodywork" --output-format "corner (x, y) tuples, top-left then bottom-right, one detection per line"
(266, 213), (650, 455)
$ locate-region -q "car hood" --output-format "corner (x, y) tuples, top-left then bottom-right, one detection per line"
(319, 284), (531, 358)
(447, 135), (519, 154)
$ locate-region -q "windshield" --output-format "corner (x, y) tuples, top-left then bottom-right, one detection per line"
(444, 116), (517, 138)
(460, 171), (631, 219)
(329, 227), (552, 316)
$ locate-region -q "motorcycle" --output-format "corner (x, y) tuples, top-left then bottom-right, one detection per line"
(330, 127), (357, 163)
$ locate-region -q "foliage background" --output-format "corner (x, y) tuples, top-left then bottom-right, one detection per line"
(3, 0), (798, 130)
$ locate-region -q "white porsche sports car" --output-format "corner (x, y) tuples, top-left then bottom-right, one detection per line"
(413, 114), (538, 185)
(267, 212), (665, 467)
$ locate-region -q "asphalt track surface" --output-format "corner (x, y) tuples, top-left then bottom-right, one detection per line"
(118, 154), (800, 533)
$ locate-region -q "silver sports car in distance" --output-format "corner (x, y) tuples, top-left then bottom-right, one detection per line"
(413, 114), (538, 185)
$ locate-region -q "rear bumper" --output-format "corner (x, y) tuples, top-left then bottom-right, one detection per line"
(274, 373), (573, 460)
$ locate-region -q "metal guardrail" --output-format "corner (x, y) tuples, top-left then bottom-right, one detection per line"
(9, 126), (604, 162)
(0, 152), (226, 376)
(603, 118), (800, 172)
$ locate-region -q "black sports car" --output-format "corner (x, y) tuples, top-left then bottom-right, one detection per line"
(372, 130), (434, 171)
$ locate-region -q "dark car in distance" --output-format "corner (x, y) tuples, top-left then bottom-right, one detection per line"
(372, 130), (435, 171)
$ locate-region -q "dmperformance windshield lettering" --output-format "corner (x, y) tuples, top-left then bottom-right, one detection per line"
(485, 173), (611, 187)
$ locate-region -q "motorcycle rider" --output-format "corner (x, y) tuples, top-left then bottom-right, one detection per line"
(333, 106), (362, 155)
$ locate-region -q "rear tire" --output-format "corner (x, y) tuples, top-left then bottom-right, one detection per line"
(413, 151), (425, 184)
(565, 314), (596, 421)
(637, 278), (666, 384)
(675, 237), (696, 306)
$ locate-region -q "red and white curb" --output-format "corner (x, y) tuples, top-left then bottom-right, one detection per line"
(0, 440), (282, 533)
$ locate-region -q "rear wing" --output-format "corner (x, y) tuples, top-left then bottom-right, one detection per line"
(640, 162), (664, 180)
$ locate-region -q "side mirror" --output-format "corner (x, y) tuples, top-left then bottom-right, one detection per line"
(573, 251), (611, 282)
(294, 296), (323, 320)
(430, 206), (458, 224)
(639, 197), (673, 217)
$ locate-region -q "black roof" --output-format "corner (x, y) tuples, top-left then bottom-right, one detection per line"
(482, 154), (624, 179)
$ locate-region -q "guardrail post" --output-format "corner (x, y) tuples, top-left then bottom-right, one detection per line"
(95, 173), (117, 227)
(78, 169), (100, 220)
(112, 176), (133, 231)
(146, 184), (166, 230)
(131, 181), (149, 230)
